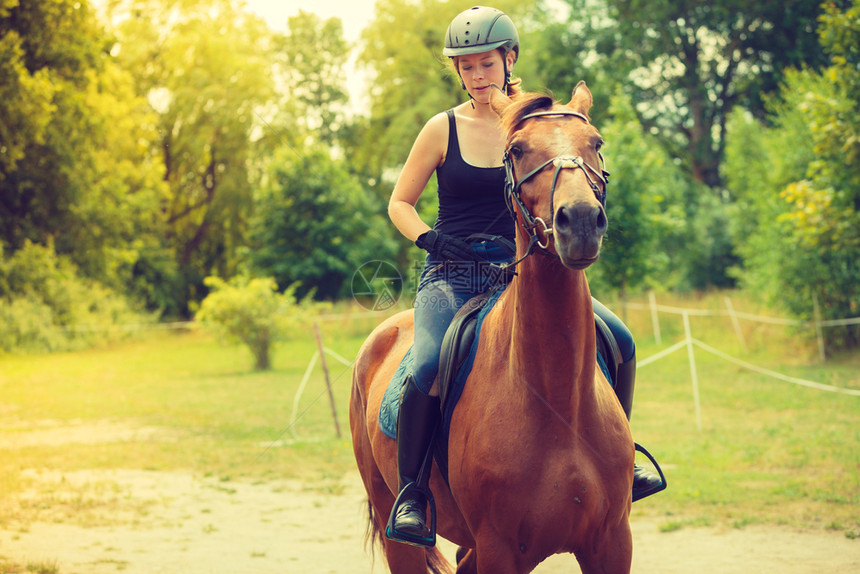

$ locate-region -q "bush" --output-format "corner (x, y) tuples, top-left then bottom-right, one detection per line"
(0, 241), (150, 353)
(196, 276), (325, 370)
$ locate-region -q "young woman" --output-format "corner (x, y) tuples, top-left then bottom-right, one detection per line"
(386, 6), (662, 547)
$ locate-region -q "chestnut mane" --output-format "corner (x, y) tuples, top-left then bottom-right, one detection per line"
(500, 92), (557, 137)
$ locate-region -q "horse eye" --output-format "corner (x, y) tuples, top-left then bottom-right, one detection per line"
(595, 140), (603, 152)
(509, 145), (524, 160)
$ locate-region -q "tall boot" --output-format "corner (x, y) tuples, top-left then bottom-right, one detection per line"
(614, 354), (666, 502)
(386, 374), (440, 546)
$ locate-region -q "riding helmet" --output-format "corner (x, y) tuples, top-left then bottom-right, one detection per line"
(443, 6), (519, 62)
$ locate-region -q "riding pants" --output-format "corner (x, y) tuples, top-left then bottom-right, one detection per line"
(412, 240), (512, 394)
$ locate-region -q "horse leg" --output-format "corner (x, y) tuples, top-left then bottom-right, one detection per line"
(455, 547), (478, 574)
(574, 523), (633, 574)
(364, 472), (444, 573)
(356, 431), (451, 573)
(380, 537), (439, 574)
(472, 537), (529, 574)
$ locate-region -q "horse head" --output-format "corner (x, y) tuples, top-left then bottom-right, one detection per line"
(491, 82), (608, 270)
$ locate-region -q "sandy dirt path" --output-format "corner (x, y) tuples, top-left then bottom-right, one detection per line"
(1, 469), (858, 574)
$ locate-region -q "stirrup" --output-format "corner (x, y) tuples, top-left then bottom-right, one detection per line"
(632, 442), (667, 502)
(385, 482), (437, 547)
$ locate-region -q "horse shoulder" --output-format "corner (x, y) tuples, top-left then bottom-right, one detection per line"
(590, 375), (635, 459)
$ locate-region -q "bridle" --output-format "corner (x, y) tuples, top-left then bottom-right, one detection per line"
(501, 109), (610, 266)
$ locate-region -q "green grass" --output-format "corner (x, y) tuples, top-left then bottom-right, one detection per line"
(0, 293), (858, 539)
(622, 291), (860, 534)
(0, 324), (366, 477)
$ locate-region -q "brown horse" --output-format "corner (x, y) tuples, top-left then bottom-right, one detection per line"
(350, 82), (634, 574)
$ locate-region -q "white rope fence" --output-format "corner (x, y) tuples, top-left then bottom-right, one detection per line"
(627, 293), (859, 361)
(66, 295), (854, 437)
(288, 346), (352, 439)
(289, 301), (859, 436)
(634, 299), (860, 431)
(691, 339), (860, 397)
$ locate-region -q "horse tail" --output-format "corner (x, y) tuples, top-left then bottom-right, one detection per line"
(364, 498), (453, 574)
(425, 545), (453, 574)
(363, 498), (383, 564)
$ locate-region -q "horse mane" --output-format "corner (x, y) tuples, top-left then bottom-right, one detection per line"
(500, 92), (558, 137)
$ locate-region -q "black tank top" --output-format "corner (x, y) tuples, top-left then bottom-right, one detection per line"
(433, 110), (515, 241)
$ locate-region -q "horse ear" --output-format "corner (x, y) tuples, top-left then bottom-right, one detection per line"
(568, 81), (593, 119)
(489, 84), (513, 116)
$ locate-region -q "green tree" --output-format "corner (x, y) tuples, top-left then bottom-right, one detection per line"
(526, 2), (620, 126)
(249, 147), (397, 301)
(588, 90), (687, 298)
(0, 0), (54, 180)
(0, 0), (174, 313)
(358, 0), (459, 179)
(0, 241), (147, 353)
(275, 10), (349, 146)
(682, 190), (741, 290)
(107, 0), (277, 314)
(553, 0), (825, 189)
(725, 0), (860, 350)
(73, 52), (178, 313)
(1, 0), (103, 247)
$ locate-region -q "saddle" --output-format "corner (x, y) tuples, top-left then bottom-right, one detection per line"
(436, 293), (622, 416)
(431, 289), (622, 482)
(436, 290), (499, 426)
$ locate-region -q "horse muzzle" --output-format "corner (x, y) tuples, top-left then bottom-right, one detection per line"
(552, 201), (607, 269)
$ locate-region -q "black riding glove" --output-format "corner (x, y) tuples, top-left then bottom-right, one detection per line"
(415, 230), (483, 263)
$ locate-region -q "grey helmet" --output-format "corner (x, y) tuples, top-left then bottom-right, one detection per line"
(443, 6), (519, 63)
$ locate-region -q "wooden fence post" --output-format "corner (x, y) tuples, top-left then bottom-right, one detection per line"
(649, 291), (662, 346)
(813, 294), (826, 362)
(724, 296), (747, 352)
(683, 311), (703, 432)
(313, 323), (342, 438)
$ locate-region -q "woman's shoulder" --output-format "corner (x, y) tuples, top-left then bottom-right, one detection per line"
(412, 111), (451, 154)
(422, 111), (452, 135)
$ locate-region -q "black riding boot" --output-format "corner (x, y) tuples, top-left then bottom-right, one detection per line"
(386, 375), (440, 547)
(615, 355), (666, 502)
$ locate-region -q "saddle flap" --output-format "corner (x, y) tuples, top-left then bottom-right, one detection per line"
(594, 313), (620, 386)
(436, 291), (493, 407)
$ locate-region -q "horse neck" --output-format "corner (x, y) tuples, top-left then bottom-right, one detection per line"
(503, 251), (597, 414)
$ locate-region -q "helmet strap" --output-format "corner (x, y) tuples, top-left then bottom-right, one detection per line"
(503, 55), (513, 92)
(457, 73), (476, 108)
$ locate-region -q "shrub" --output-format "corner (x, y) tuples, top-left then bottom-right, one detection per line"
(196, 276), (324, 370)
(0, 241), (149, 353)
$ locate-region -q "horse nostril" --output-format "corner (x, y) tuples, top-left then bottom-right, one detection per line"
(596, 206), (607, 235)
(555, 205), (572, 233)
